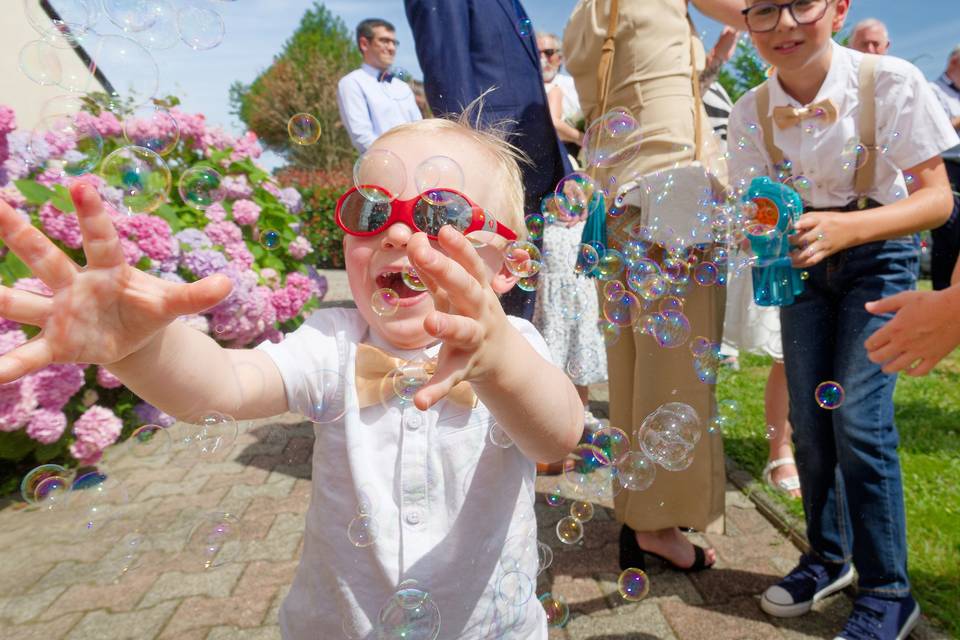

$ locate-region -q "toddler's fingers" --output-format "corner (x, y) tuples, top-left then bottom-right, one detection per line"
(413, 360), (466, 411)
(437, 226), (488, 286)
(423, 311), (483, 349)
(0, 338), (54, 385)
(164, 274), (234, 318)
(0, 202), (77, 290)
(410, 236), (484, 316)
(72, 183), (124, 269)
(0, 285), (53, 327)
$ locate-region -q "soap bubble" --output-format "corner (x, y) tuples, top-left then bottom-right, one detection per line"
(540, 192), (566, 224)
(21, 464), (73, 505)
(372, 288), (400, 317)
(595, 249), (625, 281)
(503, 240), (542, 278)
(569, 500), (594, 523)
(659, 296), (683, 313)
(100, 145), (171, 214)
(590, 426), (630, 464)
(603, 291), (641, 326)
(497, 570), (535, 607)
(123, 104), (180, 155)
(133, 0), (180, 50)
(545, 486), (565, 507)
(555, 172), (600, 218)
(537, 540), (554, 574)
(402, 265), (427, 292)
(31, 113), (103, 177)
(127, 424), (172, 458)
(556, 516), (584, 544)
(176, 412), (238, 463)
(574, 243), (600, 275)
(260, 229), (281, 250)
(603, 280), (625, 301)
(185, 511), (242, 569)
(375, 582), (441, 640)
(841, 137), (869, 171)
(618, 567), (650, 601)
(70, 471), (130, 535)
(302, 369), (348, 423)
(414, 155), (464, 205)
(287, 113), (322, 145)
(613, 451), (656, 492)
(103, 0), (158, 32)
(517, 17), (533, 36)
(694, 261), (718, 286)
(815, 381), (844, 409)
(18, 40), (63, 86)
(524, 213), (544, 241)
(347, 515), (379, 547)
(655, 310), (691, 349)
(582, 107), (642, 168)
(539, 593), (570, 627)
(179, 166), (224, 210)
(389, 357), (432, 404)
(601, 320), (621, 346)
(637, 403), (700, 469)
(558, 285), (585, 321)
(488, 422), (515, 449)
(24, 0), (99, 40)
(354, 148), (407, 202)
(516, 275), (538, 291)
(90, 34), (160, 108)
(177, 6), (225, 50)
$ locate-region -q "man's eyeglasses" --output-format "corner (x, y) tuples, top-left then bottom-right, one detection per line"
(374, 36), (399, 47)
(741, 0), (832, 33)
(539, 48), (560, 58)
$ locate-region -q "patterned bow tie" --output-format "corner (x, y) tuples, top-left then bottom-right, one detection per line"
(772, 99), (839, 129)
(379, 72), (394, 83)
(354, 343), (477, 409)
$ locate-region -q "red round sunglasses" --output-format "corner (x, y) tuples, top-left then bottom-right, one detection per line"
(335, 186), (518, 241)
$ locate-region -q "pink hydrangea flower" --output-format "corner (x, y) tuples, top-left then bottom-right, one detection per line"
(231, 199), (261, 226)
(69, 438), (103, 466)
(117, 214), (174, 260)
(39, 203), (83, 249)
(26, 409), (67, 444)
(170, 108), (207, 143)
(231, 131), (262, 162)
(270, 272), (317, 323)
(120, 237), (145, 266)
(287, 236), (313, 260)
(29, 364), (86, 411)
(71, 404), (123, 464)
(205, 202), (227, 222)
(204, 220), (243, 246)
(226, 242), (254, 269)
(96, 366), (123, 389)
(0, 379), (36, 432)
(261, 181), (281, 198)
(12, 277), (52, 296)
(0, 185), (27, 209)
(222, 174), (253, 200)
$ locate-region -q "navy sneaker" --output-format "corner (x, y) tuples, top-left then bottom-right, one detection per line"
(761, 554), (855, 617)
(833, 595), (920, 640)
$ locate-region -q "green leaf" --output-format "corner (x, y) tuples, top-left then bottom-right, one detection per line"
(264, 254), (285, 271)
(35, 440), (66, 463)
(50, 184), (76, 213)
(154, 204), (184, 232)
(0, 430), (38, 461)
(0, 252), (32, 285)
(13, 180), (54, 206)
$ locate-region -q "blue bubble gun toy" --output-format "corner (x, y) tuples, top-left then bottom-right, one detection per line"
(742, 176), (805, 307)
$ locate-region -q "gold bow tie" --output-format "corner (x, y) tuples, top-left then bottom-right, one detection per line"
(772, 99), (839, 129)
(354, 343), (477, 409)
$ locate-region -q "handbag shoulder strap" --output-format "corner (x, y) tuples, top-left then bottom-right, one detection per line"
(755, 81), (785, 167)
(594, 0), (620, 121)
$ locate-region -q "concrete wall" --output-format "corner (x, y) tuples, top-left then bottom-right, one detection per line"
(0, 8), (101, 130)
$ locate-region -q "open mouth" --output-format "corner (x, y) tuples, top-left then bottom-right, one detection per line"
(773, 40), (803, 53)
(375, 270), (426, 300)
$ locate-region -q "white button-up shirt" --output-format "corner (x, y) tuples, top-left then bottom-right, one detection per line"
(729, 41), (959, 208)
(930, 73), (960, 122)
(337, 63), (423, 153)
(257, 308), (549, 640)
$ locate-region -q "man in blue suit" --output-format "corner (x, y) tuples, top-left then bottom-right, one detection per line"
(404, 0), (573, 319)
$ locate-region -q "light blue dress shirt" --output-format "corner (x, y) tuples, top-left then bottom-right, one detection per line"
(336, 63), (423, 153)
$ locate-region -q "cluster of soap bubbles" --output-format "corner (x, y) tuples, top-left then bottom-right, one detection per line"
(375, 580), (441, 639)
(636, 402), (702, 472)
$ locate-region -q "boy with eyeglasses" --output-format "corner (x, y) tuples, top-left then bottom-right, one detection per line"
(0, 112), (583, 638)
(729, 1), (957, 638)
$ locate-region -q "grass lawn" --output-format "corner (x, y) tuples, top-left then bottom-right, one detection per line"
(716, 284), (960, 635)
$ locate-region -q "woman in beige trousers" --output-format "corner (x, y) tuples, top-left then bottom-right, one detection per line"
(564, 0), (744, 571)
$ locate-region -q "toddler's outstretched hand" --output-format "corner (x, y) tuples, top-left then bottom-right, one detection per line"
(406, 227), (515, 410)
(0, 183), (233, 384)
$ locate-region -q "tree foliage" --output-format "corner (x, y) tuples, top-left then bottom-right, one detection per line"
(230, 3), (361, 170)
(718, 39), (770, 103)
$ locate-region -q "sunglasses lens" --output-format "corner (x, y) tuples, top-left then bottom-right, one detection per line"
(340, 190), (393, 233)
(413, 191), (473, 236)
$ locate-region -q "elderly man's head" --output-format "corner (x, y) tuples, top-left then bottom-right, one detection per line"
(537, 32), (563, 82)
(850, 18), (890, 55)
(950, 44), (960, 76)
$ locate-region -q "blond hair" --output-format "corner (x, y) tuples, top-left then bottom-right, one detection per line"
(376, 97), (529, 241)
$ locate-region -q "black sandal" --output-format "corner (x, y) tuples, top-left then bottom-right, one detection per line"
(618, 524), (713, 573)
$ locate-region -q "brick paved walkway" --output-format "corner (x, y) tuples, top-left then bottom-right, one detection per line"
(0, 271), (947, 640)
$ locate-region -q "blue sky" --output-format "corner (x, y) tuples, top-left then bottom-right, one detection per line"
(58, 0), (960, 167)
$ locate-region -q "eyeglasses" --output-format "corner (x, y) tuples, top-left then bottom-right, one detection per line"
(741, 0), (832, 33)
(539, 48), (560, 58)
(373, 36), (399, 46)
(335, 186), (518, 241)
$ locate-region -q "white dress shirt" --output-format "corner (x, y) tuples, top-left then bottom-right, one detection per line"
(728, 41), (959, 208)
(930, 73), (960, 121)
(337, 63), (423, 153)
(545, 73), (582, 124)
(257, 307), (550, 640)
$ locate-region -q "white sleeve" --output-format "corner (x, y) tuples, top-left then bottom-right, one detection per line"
(256, 309), (351, 420)
(727, 90), (776, 185)
(876, 61), (960, 171)
(337, 75), (377, 153)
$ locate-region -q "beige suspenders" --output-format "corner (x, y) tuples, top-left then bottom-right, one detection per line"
(754, 54), (880, 208)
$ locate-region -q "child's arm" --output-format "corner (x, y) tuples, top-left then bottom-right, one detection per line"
(0, 184), (288, 422)
(790, 156), (954, 268)
(689, 0), (747, 29)
(864, 285), (960, 376)
(407, 228), (583, 463)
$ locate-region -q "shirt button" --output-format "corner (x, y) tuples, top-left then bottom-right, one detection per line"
(405, 510), (422, 525)
(405, 413), (422, 431)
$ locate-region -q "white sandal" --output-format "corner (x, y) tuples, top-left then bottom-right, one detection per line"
(763, 457), (802, 497)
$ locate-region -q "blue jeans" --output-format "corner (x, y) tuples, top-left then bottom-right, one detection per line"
(780, 237), (918, 598)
